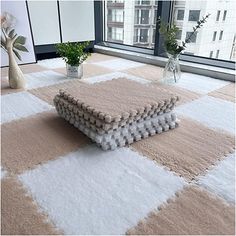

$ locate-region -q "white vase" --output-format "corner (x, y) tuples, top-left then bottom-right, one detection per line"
(66, 64), (83, 79)
(8, 47), (26, 89)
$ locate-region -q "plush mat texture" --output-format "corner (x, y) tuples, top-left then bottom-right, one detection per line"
(1, 53), (235, 235)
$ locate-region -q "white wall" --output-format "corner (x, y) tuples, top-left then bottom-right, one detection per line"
(59, 0), (95, 42)
(27, 0), (61, 45)
(1, 1), (36, 67)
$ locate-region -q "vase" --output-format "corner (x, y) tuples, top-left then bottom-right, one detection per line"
(163, 53), (181, 84)
(8, 46), (26, 89)
(66, 64), (83, 79)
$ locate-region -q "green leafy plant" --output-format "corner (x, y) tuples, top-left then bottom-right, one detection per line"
(158, 14), (210, 56)
(1, 12), (28, 61)
(55, 41), (91, 66)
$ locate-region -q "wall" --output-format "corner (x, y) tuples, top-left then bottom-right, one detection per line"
(1, 1), (36, 67)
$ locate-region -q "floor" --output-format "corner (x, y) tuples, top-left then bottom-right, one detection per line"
(1, 53), (235, 235)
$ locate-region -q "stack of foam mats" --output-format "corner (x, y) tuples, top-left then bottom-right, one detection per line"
(54, 78), (180, 150)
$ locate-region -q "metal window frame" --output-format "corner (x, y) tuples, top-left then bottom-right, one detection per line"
(94, 0), (235, 70)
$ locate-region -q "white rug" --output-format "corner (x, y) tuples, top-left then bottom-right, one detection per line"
(19, 145), (186, 235)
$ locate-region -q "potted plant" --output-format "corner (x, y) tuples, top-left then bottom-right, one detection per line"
(1, 12), (29, 89)
(158, 14), (210, 84)
(55, 41), (91, 79)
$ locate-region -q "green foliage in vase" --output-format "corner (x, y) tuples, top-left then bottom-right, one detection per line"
(158, 14), (210, 56)
(55, 41), (91, 66)
(1, 12), (29, 61)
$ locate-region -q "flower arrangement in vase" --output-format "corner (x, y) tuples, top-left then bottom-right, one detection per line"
(158, 14), (210, 84)
(1, 12), (29, 89)
(55, 41), (91, 79)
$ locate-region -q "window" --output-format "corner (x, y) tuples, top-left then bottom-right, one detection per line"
(108, 27), (123, 41)
(136, 0), (150, 5)
(216, 10), (220, 21)
(108, 9), (124, 22)
(176, 30), (182, 40)
(216, 49), (220, 58)
(135, 10), (150, 24)
(140, 29), (149, 42)
(141, 10), (150, 24)
(134, 29), (149, 43)
(177, 9), (184, 20)
(186, 32), (197, 43)
(153, 9), (157, 24)
(212, 31), (217, 41)
(219, 30), (223, 40)
(102, 0), (235, 65)
(188, 10), (200, 21)
(152, 29), (156, 43)
(223, 10), (227, 21)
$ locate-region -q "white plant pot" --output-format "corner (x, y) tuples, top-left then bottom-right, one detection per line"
(66, 64), (83, 79)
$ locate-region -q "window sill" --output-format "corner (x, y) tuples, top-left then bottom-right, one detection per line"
(94, 45), (235, 82)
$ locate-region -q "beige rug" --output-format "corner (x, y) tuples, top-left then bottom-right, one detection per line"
(123, 64), (164, 82)
(132, 117), (235, 180)
(1, 110), (90, 174)
(126, 186), (235, 235)
(1, 177), (61, 235)
(59, 78), (178, 123)
(209, 83), (235, 103)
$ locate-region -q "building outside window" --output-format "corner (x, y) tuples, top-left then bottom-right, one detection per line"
(223, 10), (227, 21)
(212, 31), (217, 41)
(108, 9), (124, 22)
(153, 9), (157, 24)
(177, 9), (184, 20)
(209, 51), (213, 58)
(219, 30), (223, 40)
(188, 10), (200, 21)
(216, 10), (220, 21)
(186, 31), (197, 43)
(216, 49), (220, 58)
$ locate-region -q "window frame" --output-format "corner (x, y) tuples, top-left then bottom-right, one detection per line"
(94, 0), (235, 70)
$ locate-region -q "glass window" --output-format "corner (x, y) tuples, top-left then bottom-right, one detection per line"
(188, 10), (200, 21)
(140, 10), (149, 24)
(219, 30), (223, 40)
(153, 9), (157, 24)
(111, 9), (124, 22)
(152, 29), (156, 43)
(223, 10), (227, 21)
(216, 49), (220, 58)
(216, 10), (220, 21)
(209, 51), (213, 58)
(177, 9), (184, 20)
(140, 29), (149, 42)
(212, 31), (217, 41)
(186, 32), (197, 43)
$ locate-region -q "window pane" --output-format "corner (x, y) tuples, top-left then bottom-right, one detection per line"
(186, 32), (197, 43)
(105, 0), (158, 49)
(188, 10), (200, 21)
(219, 30), (223, 40)
(216, 10), (220, 21)
(172, 0), (236, 62)
(223, 10), (227, 21)
(212, 31), (217, 41)
(177, 9), (184, 20)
